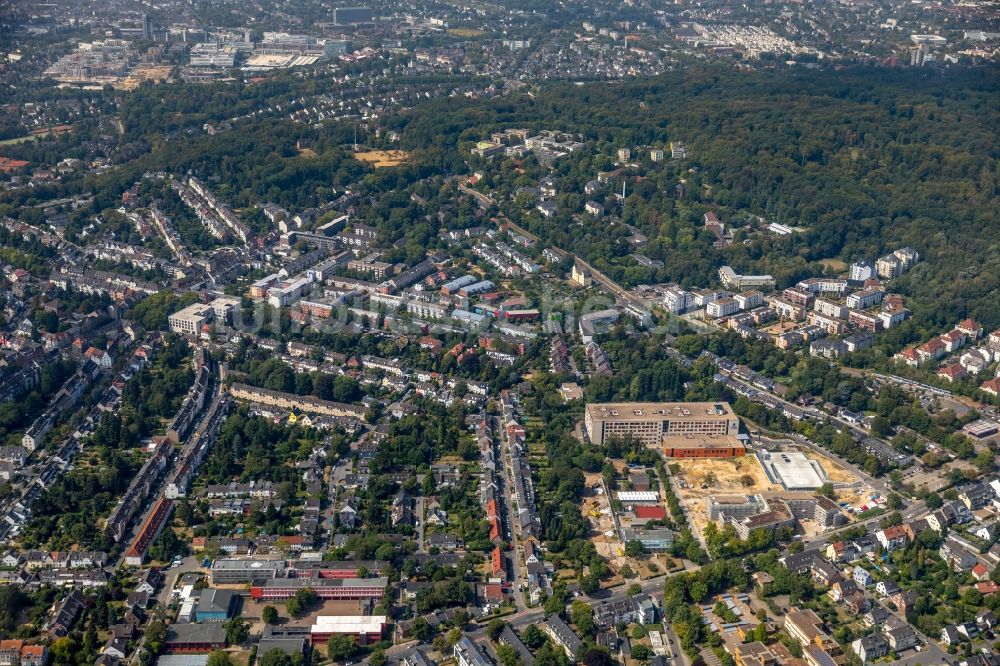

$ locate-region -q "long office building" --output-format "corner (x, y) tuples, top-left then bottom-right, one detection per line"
(250, 576), (387, 601)
(584, 402), (741, 448)
(211, 558), (286, 584)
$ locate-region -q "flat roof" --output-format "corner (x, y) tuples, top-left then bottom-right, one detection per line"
(165, 624), (227, 644)
(310, 615), (386, 634)
(662, 434), (745, 450)
(212, 558), (285, 571)
(616, 491), (660, 502)
(157, 656), (209, 666)
(260, 576), (387, 589)
(586, 402), (734, 421)
(257, 639), (305, 657)
(758, 451), (827, 490)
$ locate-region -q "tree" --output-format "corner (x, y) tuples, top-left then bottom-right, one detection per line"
(286, 587), (318, 616)
(224, 617), (248, 645)
(579, 573), (600, 595)
(523, 623), (546, 649)
(582, 648), (614, 666)
(496, 644), (520, 666)
(369, 649), (387, 666)
(627, 583), (642, 597)
(206, 651), (232, 666)
(326, 634), (358, 662)
(145, 620), (167, 655)
(817, 483), (835, 499)
(625, 540), (644, 557)
(412, 616), (432, 642)
(886, 492), (903, 510)
(925, 492), (943, 509)
(259, 649), (293, 666)
(631, 644), (651, 660)
(974, 449), (995, 473)
(570, 600), (595, 637)
(262, 606), (279, 625)
(487, 618), (506, 640)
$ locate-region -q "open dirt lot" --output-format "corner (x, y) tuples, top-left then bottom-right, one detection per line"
(120, 65), (173, 90)
(763, 321), (800, 335)
(354, 149), (410, 168)
(670, 456), (781, 539)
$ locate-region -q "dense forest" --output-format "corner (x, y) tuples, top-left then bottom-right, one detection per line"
(389, 66), (998, 329)
(3, 65), (997, 335)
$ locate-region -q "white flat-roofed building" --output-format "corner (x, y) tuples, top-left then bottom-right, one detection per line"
(209, 296), (240, 318)
(250, 274), (282, 298)
(757, 450), (829, 491)
(846, 289), (884, 310)
(814, 298), (847, 319)
(911, 34), (947, 46)
(735, 291), (763, 310)
(663, 287), (692, 314)
(706, 297), (739, 319)
(719, 266), (775, 290)
(850, 260), (874, 282)
(168, 303), (213, 335)
(189, 43), (238, 68)
(310, 615), (385, 642)
(268, 275), (314, 308)
(616, 491), (660, 503)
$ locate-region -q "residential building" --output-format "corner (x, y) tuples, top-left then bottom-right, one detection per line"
(851, 634), (888, 664)
(454, 636), (493, 666)
(543, 615), (582, 658)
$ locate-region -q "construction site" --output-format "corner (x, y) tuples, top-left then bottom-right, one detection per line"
(669, 446), (869, 541)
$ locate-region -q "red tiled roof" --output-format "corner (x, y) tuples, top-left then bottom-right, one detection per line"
(634, 506), (667, 520)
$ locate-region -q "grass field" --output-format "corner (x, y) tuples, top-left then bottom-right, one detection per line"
(448, 28), (485, 37)
(354, 149), (410, 168)
(0, 134), (40, 146)
(818, 258), (848, 271)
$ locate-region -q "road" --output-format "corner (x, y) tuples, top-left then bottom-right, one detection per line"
(495, 414), (528, 612)
(799, 498), (927, 550)
(116, 377), (227, 569)
(414, 491), (426, 552)
(456, 182), (495, 209)
(156, 554), (202, 606)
